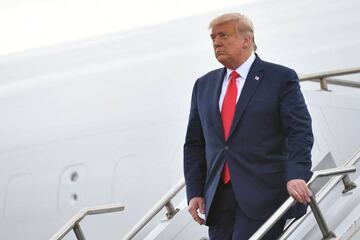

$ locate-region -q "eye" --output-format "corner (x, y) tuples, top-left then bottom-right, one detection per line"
(219, 33), (228, 39)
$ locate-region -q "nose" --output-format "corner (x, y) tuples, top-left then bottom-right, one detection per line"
(213, 36), (222, 48)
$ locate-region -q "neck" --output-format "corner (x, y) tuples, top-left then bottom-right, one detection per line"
(228, 51), (253, 70)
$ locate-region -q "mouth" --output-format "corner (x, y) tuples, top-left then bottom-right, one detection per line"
(215, 49), (226, 56)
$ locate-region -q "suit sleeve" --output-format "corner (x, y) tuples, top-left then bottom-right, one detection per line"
(183, 79), (207, 203)
(279, 69), (314, 182)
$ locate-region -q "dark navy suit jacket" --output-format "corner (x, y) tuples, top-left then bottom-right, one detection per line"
(183, 55), (314, 222)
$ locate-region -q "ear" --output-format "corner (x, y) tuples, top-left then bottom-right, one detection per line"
(242, 35), (252, 49)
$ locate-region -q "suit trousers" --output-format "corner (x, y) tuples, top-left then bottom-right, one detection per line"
(207, 181), (286, 240)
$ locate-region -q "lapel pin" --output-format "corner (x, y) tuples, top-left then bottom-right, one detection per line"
(254, 76), (260, 81)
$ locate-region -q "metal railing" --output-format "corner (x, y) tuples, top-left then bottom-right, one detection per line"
(122, 179), (185, 240)
(279, 150), (360, 240)
(250, 149), (360, 240)
(50, 203), (125, 240)
(54, 67), (359, 240)
(123, 148), (359, 240)
(122, 67), (360, 239)
(299, 66), (360, 90)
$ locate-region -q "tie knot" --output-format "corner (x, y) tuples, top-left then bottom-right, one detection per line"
(230, 71), (239, 80)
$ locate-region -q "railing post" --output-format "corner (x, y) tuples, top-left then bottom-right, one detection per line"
(73, 222), (86, 240)
(165, 201), (179, 219)
(319, 77), (329, 91)
(341, 175), (357, 193)
(308, 193), (336, 240)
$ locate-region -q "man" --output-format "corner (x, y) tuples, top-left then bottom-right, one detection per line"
(183, 13), (313, 240)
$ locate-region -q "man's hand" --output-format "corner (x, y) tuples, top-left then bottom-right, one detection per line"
(287, 179), (312, 204)
(188, 197), (205, 225)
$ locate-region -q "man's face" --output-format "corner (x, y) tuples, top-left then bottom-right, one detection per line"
(210, 21), (250, 69)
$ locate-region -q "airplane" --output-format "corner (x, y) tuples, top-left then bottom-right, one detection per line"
(0, 0), (360, 239)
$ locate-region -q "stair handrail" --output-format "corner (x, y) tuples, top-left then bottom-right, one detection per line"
(122, 64), (360, 238)
(249, 149), (360, 240)
(122, 178), (185, 240)
(299, 66), (360, 90)
(279, 149), (360, 239)
(50, 66), (360, 240)
(50, 203), (125, 240)
(122, 152), (358, 240)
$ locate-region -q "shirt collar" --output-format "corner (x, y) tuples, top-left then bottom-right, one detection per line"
(225, 52), (256, 80)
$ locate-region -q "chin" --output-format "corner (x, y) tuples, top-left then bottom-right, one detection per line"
(216, 55), (225, 61)
(216, 56), (228, 67)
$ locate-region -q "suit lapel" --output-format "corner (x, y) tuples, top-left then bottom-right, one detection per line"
(212, 68), (227, 140)
(228, 56), (265, 139)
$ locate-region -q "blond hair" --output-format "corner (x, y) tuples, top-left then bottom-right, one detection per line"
(209, 13), (257, 51)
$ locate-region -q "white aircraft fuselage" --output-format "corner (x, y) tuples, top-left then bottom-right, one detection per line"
(0, 0), (360, 239)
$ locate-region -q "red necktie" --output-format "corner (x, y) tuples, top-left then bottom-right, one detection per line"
(221, 71), (239, 184)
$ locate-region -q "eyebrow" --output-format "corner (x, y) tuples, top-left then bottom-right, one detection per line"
(210, 31), (228, 38)
(210, 31), (223, 36)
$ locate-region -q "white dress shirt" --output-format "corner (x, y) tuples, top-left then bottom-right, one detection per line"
(219, 52), (256, 111)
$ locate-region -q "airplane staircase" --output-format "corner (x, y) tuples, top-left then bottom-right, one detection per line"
(120, 67), (360, 240)
(120, 150), (359, 240)
(50, 67), (360, 240)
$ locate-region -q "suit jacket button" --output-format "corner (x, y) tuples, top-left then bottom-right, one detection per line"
(224, 145), (229, 150)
